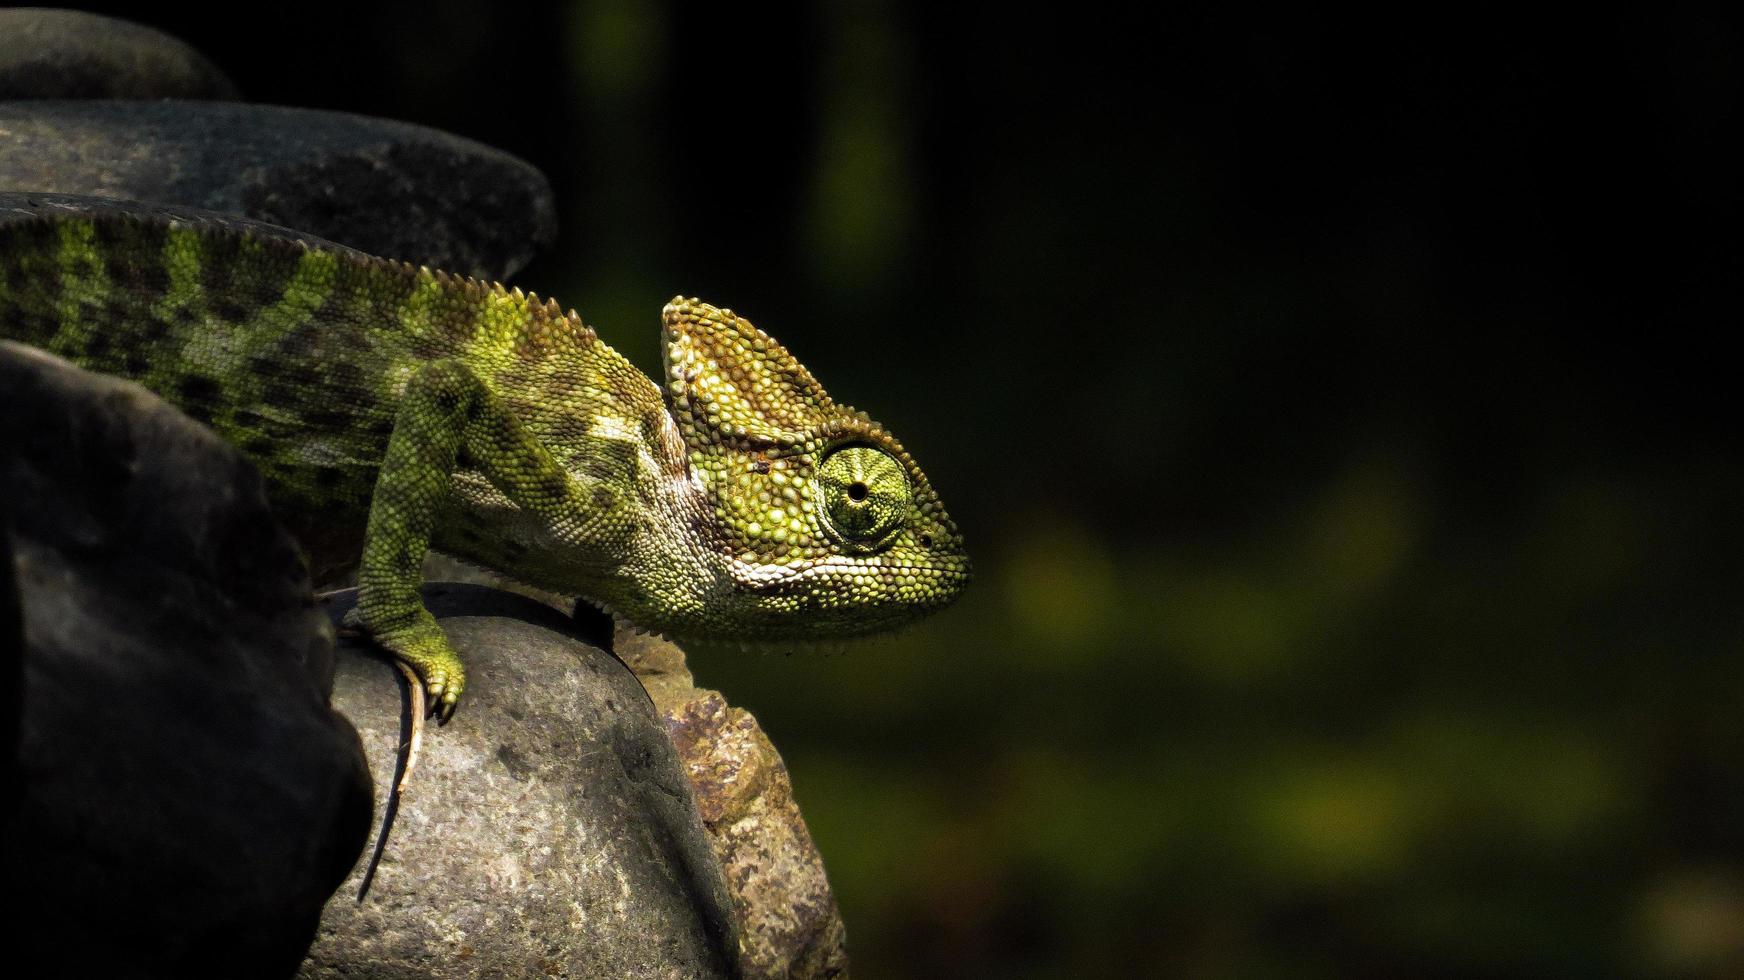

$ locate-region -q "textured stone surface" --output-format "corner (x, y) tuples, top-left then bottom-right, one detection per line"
(0, 8), (239, 100)
(396, 556), (853, 978)
(0, 341), (373, 979)
(0, 101), (556, 280)
(667, 693), (851, 979)
(303, 585), (742, 980)
(621, 632), (852, 979)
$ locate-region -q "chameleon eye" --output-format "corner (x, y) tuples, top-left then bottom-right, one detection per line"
(817, 445), (910, 546)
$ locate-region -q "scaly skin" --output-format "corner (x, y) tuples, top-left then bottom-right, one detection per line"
(0, 194), (970, 717)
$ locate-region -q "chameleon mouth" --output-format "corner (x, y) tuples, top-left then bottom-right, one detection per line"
(726, 556), (973, 625)
(733, 557), (972, 587)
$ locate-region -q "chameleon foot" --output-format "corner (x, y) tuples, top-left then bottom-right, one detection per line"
(344, 607), (467, 722)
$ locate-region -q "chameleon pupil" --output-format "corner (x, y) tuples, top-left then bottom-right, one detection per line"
(816, 445), (910, 545)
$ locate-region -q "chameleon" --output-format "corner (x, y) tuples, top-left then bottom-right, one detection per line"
(0, 193), (970, 719)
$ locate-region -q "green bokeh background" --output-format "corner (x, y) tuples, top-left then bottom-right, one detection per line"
(84, 4), (1744, 976)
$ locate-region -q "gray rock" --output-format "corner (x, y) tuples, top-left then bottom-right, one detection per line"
(0, 341), (373, 979)
(0, 101), (557, 280)
(304, 585), (743, 980)
(406, 557), (854, 978)
(0, 9), (238, 100)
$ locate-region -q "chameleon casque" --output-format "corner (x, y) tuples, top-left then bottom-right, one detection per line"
(0, 194), (970, 718)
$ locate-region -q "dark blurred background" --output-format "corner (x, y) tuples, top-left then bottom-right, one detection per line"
(76, 3), (1744, 976)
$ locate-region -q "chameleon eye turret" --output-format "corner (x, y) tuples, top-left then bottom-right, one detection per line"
(817, 444), (910, 548)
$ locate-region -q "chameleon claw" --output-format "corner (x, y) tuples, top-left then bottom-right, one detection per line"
(418, 671), (457, 722)
(411, 663), (463, 724)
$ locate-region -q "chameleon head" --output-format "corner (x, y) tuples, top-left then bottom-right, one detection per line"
(659, 296), (970, 639)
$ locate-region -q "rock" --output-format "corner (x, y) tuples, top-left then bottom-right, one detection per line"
(0, 101), (556, 280)
(403, 556), (854, 978)
(303, 585), (743, 980)
(0, 341), (373, 979)
(667, 694), (852, 979)
(620, 632), (853, 979)
(0, 9), (238, 100)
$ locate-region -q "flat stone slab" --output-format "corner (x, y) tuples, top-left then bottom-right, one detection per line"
(0, 101), (556, 280)
(303, 585), (742, 980)
(0, 341), (373, 978)
(0, 8), (239, 100)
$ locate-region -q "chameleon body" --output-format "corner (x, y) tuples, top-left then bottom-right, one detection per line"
(0, 194), (969, 716)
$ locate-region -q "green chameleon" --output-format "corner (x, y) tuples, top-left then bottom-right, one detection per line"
(0, 194), (970, 719)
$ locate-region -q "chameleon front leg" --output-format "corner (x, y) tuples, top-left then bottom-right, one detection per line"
(353, 358), (583, 720)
